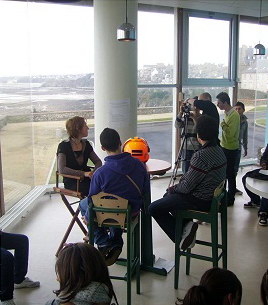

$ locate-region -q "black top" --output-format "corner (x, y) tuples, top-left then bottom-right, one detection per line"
(194, 100), (220, 127)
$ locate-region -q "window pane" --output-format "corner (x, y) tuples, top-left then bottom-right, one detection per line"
(188, 17), (230, 79)
(238, 22), (268, 160)
(137, 88), (174, 163)
(0, 1), (93, 211)
(138, 11), (174, 84)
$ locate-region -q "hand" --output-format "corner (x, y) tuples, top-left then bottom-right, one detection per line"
(243, 150), (247, 157)
(84, 171), (93, 178)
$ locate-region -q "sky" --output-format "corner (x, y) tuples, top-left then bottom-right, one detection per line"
(0, 1), (267, 77)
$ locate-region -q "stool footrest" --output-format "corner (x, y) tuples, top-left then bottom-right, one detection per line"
(196, 240), (224, 249)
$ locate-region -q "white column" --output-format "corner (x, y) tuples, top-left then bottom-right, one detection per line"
(94, 0), (138, 157)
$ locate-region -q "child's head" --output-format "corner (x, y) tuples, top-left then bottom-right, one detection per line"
(182, 267), (242, 305)
(235, 102), (245, 115)
(261, 269), (268, 305)
(55, 243), (114, 302)
(100, 128), (121, 152)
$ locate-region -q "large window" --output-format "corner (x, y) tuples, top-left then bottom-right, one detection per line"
(0, 1), (93, 211)
(138, 9), (175, 163)
(237, 22), (268, 160)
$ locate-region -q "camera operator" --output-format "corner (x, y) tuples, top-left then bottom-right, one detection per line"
(175, 97), (201, 173)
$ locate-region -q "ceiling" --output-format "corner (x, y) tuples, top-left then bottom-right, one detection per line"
(139, 0), (268, 19)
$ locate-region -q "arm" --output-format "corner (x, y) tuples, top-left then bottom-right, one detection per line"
(174, 153), (207, 194)
(85, 151), (102, 178)
(242, 121), (248, 156)
(260, 144), (268, 168)
(57, 153), (84, 178)
(221, 113), (240, 139)
(88, 170), (103, 197)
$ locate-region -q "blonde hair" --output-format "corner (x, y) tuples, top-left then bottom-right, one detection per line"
(65, 116), (86, 138)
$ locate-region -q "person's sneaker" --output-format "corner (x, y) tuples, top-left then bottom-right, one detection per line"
(1, 299), (16, 305)
(105, 246), (122, 266)
(14, 277), (40, 289)
(244, 201), (260, 208)
(98, 245), (112, 258)
(180, 221), (198, 251)
(235, 188), (243, 195)
(258, 212), (268, 226)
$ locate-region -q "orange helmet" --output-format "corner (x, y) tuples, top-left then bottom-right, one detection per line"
(122, 137), (150, 163)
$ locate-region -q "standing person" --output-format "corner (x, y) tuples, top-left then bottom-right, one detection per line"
(149, 115), (226, 250)
(80, 128), (150, 265)
(216, 92), (240, 206)
(179, 267), (242, 305)
(46, 243), (117, 305)
(0, 231), (40, 305)
(57, 116), (102, 197)
(234, 101), (248, 195)
(175, 99), (201, 173)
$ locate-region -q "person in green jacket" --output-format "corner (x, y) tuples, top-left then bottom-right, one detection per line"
(216, 92), (240, 206)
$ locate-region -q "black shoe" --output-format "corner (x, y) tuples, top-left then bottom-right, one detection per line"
(98, 246), (112, 258)
(258, 213), (268, 226)
(244, 201), (259, 208)
(180, 222), (198, 251)
(105, 247), (122, 266)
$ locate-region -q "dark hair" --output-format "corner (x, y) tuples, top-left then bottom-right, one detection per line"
(55, 243), (116, 303)
(235, 101), (245, 111)
(216, 92), (230, 105)
(66, 116), (86, 138)
(261, 269), (268, 305)
(182, 268), (242, 305)
(100, 128), (121, 152)
(196, 115), (218, 142)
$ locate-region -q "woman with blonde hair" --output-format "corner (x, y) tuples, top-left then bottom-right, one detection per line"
(57, 116), (102, 196)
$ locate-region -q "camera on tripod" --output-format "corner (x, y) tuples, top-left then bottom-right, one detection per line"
(182, 100), (192, 114)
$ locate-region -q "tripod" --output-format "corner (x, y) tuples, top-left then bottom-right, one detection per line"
(168, 111), (196, 188)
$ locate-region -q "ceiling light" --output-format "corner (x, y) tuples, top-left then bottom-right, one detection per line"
(117, 0), (136, 42)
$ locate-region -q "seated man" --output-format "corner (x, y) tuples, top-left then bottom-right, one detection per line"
(149, 115), (227, 250)
(242, 144), (268, 226)
(0, 231), (40, 305)
(80, 128), (150, 265)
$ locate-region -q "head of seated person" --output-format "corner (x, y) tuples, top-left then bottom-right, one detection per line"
(196, 115), (218, 145)
(261, 269), (268, 305)
(182, 267), (242, 305)
(66, 116), (89, 140)
(100, 127), (122, 154)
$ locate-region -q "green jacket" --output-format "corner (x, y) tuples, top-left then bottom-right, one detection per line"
(220, 108), (240, 150)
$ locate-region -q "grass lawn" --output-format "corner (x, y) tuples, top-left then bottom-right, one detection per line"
(256, 118), (266, 127)
(249, 105), (267, 112)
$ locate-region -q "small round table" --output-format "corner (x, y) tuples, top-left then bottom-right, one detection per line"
(246, 177), (268, 199)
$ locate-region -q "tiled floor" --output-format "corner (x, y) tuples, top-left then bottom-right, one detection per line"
(5, 166), (268, 305)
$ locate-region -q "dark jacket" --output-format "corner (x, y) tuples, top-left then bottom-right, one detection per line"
(89, 152), (150, 213)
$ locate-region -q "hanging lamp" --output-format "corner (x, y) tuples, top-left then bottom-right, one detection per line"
(117, 0), (136, 41)
(254, 0), (266, 55)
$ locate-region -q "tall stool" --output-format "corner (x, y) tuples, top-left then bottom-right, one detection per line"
(88, 192), (140, 305)
(174, 180), (227, 289)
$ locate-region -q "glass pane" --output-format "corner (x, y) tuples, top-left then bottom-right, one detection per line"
(238, 22), (268, 160)
(138, 11), (174, 84)
(0, 1), (93, 211)
(188, 17), (230, 79)
(137, 88), (174, 163)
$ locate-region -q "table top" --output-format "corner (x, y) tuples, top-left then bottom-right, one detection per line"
(146, 158), (172, 175)
(246, 177), (268, 199)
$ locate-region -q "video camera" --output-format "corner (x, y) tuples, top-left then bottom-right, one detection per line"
(181, 97), (198, 115)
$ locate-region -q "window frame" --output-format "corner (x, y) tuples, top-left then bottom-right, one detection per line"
(182, 9), (238, 87)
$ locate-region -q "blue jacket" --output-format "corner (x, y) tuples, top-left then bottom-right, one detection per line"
(89, 152), (150, 212)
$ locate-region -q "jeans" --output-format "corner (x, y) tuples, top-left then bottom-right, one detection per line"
(0, 232), (29, 301)
(221, 147), (240, 205)
(148, 192), (211, 243)
(234, 149), (242, 175)
(79, 197), (123, 249)
(242, 170), (268, 214)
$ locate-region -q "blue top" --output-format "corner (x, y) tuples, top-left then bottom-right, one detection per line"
(89, 152), (150, 213)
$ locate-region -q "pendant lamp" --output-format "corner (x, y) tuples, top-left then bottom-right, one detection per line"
(117, 0), (136, 41)
(254, 0), (266, 55)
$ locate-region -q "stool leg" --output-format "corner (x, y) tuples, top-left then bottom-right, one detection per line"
(127, 222), (132, 305)
(174, 217), (183, 289)
(221, 207), (227, 268)
(135, 222), (140, 295)
(186, 249), (191, 275)
(211, 217), (218, 268)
